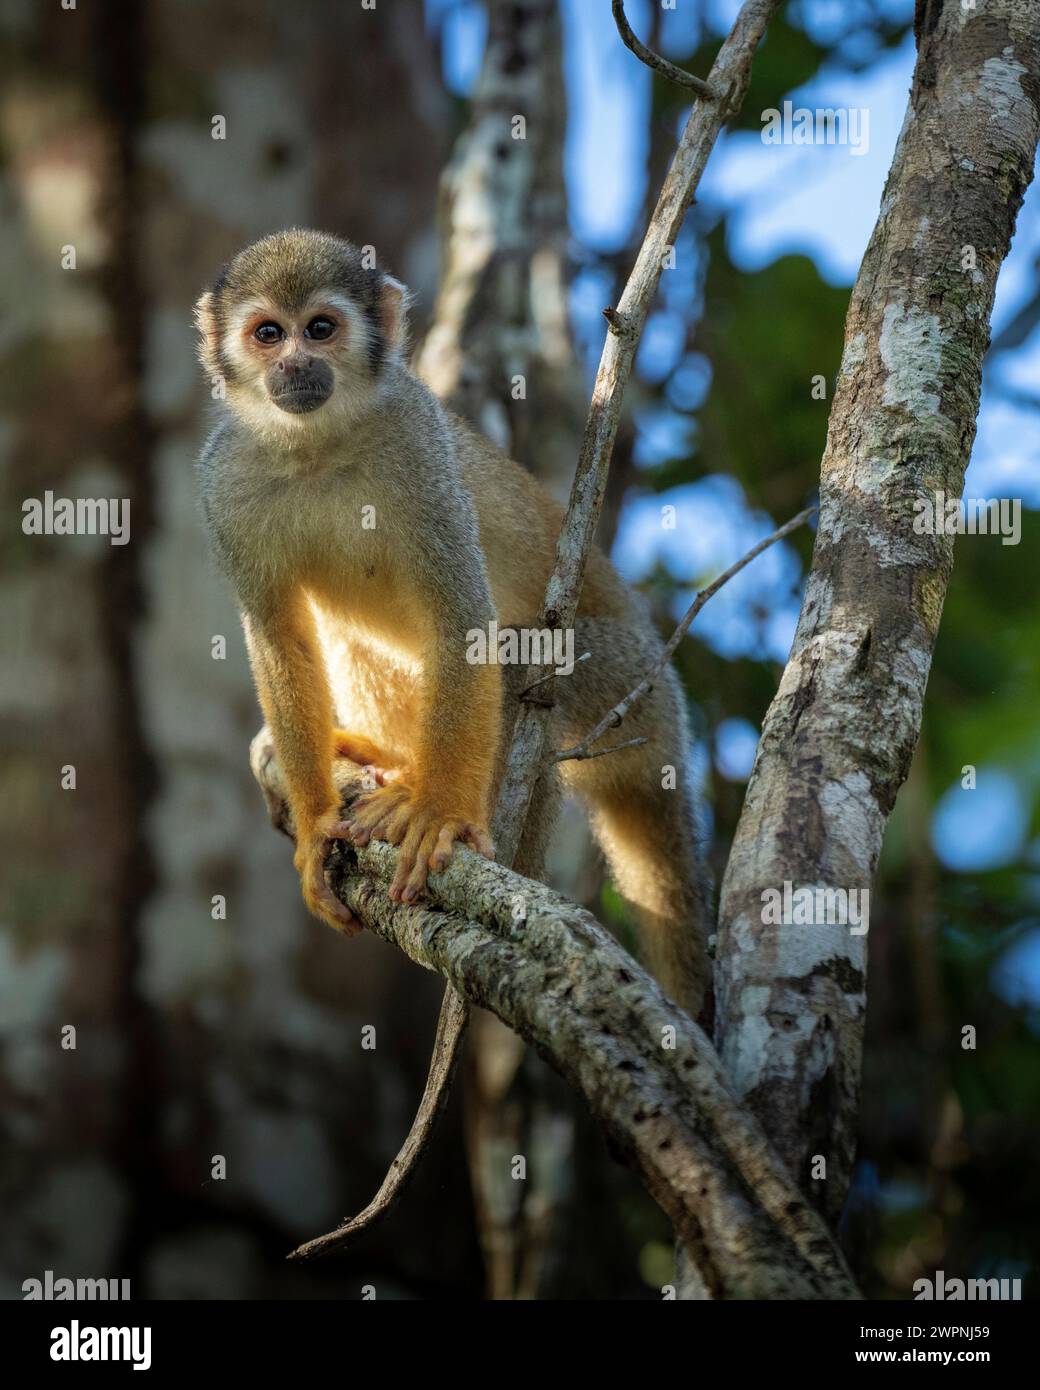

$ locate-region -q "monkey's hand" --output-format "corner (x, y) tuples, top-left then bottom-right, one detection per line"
(293, 810), (363, 937)
(337, 783), (495, 903)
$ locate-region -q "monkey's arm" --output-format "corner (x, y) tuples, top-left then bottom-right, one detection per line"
(243, 596), (359, 935)
(344, 576), (501, 903)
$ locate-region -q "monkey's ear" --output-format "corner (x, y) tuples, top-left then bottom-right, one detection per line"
(378, 275), (411, 353)
(194, 290), (220, 375)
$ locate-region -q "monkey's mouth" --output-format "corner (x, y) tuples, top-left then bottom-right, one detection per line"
(270, 384), (331, 414)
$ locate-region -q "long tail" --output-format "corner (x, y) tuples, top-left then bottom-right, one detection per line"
(589, 779), (712, 1020)
(288, 986), (468, 1261)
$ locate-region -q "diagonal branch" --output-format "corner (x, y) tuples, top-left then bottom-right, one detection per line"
(494, 0), (784, 866)
(252, 742), (857, 1296)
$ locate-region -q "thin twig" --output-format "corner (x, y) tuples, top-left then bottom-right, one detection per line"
(612, 0), (718, 99)
(555, 506), (816, 763)
(493, 0), (784, 867)
(555, 735), (648, 765)
(520, 650), (591, 698)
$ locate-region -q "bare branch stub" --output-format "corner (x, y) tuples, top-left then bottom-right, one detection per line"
(612, 0), (718, 99)
(602, 306), (628, 337)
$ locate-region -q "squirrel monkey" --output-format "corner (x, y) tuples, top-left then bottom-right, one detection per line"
(196, 230), (710, 1016)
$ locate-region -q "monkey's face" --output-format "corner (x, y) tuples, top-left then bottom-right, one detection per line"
(196, 231), (411, 445)
(225, 294), (376, 432)
(250, 309), (338, 414)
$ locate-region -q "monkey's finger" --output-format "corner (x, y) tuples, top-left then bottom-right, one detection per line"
(343, 804), (387, 845)
(428, 823), (460, 873)
(390, 854), (421, 902)
(381, 806), (414, 845)
(345, 821), (372, 847)
(344, 787), (409, 844)
(306, 873), (361, 936)
(350, 814), (401, 848)
(354, 805), (405, 848)
(324, 897), (362, 936)
(392, 825), (437, 903)
(463, 824), (496, 860)
(398, 852), (434, 903)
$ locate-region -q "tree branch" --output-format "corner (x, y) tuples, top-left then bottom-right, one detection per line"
(611, 0), (719, 99)
(252, 741), (858, 1296)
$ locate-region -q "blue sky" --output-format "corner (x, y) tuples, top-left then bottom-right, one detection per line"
(426, 0), (1040, 940)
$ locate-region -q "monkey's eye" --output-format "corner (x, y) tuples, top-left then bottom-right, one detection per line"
(304, 317), (336, 341)
(254, 322), (284, 345)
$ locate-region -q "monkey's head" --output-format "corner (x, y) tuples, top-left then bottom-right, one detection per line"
(195, 229), (409, 439)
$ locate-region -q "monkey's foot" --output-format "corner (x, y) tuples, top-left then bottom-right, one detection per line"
(331, 728), (402, 788)
(294, 816), (363, 937)
(334, 784), (494, 904)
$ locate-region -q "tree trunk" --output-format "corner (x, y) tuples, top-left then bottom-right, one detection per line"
(714, 0), (1040, 1223)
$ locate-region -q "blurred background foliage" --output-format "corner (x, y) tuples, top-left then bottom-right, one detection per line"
(0, 0), (1036, 1299)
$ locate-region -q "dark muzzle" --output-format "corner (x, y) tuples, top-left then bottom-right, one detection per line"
(268, 359), (334, 414)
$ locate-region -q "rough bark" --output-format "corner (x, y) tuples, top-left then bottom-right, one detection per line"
(252, 739), (858, 1299)
(714, 0), (1040, 1219)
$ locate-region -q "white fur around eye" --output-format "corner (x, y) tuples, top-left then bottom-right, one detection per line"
(223, 301), (277, 381)
(324, 293), (373, 363)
